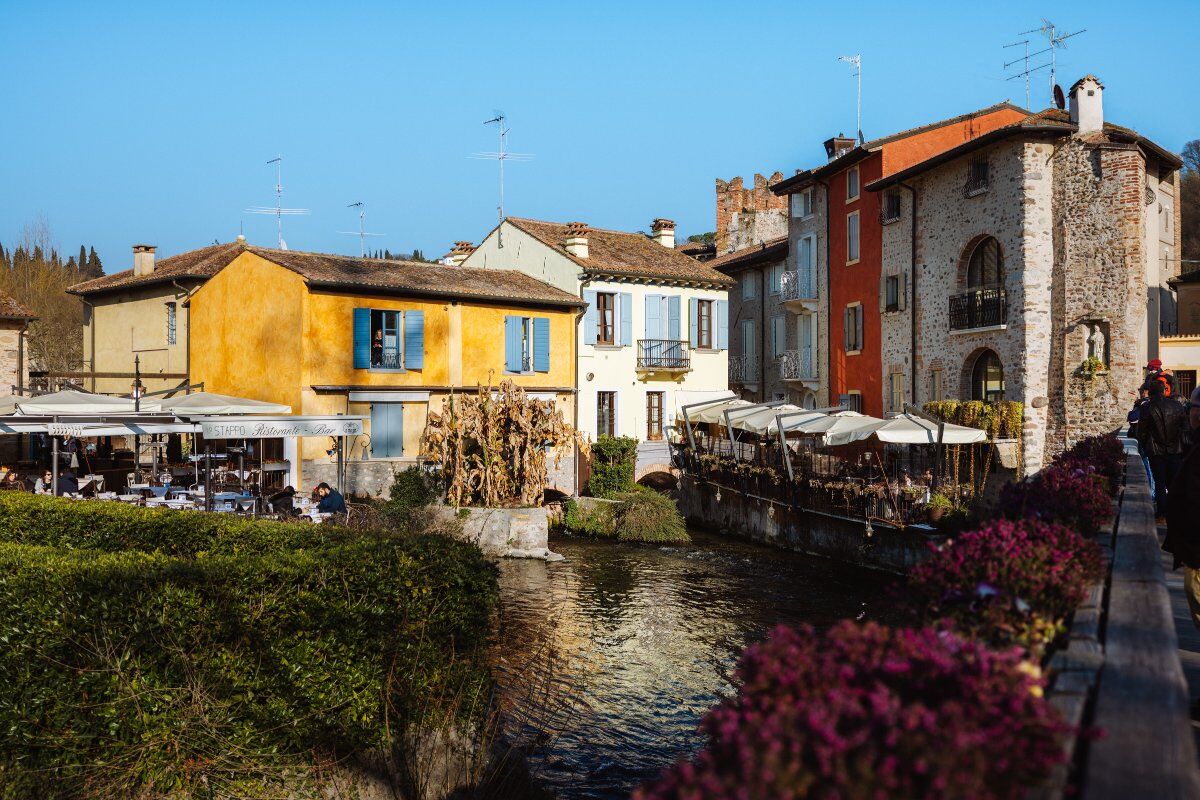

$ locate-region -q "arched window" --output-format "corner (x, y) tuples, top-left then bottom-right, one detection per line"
(966, 237), (1003, 289)
(971, 350), (1005, 402)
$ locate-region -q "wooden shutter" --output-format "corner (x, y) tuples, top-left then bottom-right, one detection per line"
(403, 310), (424, 370)
(855, 306), (864, 351)
(843, 307), (851, 351)
(533, 317), (550, 373)
(619, 292), (632, 346)
(583, 290), (598, 344)
(688, 298), (699, 348)
(371, 403), (404, 458)
(645, 294), (661, 339)
(898, 270), (908, 311)
(716, 300), (728, 350)
(504, 316), (523, 372)
(353, 308), (371, 369)
(668, 296), (681, 340)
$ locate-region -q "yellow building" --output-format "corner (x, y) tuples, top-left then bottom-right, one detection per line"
(73, 241), (583, 496)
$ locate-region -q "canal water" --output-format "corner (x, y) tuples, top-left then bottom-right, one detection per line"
(490, 530), (902, 799)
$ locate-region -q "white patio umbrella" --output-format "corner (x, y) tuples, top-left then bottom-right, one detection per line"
(731, 404), (805, 435)
(158, 391), (292, 416)
(872, 413), (987, 445)
(687, 399), (753, 425)
(12, 390), (160, 415)
(782, 410), (888, 447)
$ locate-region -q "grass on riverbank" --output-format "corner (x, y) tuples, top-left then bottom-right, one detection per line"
(564, 490), (690, 545)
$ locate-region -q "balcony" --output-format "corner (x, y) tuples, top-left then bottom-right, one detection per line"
(729, 354), (760, 385)
(636, 339), (690, 373)
(780, 269), (818, 312)
(949, 289), (1007, 332)
(779, 347), (818, 388)
(371, 346), (403, 370)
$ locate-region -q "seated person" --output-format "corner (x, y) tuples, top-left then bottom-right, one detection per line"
(314, 482), (347, 514)
(33, 470), (54, 494)
(268, 485), (298, 516)
(56, 470), (80, 496)
(2, 471), (25, 491)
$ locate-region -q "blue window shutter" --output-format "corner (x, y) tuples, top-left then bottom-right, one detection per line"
(583, 290), (597, 345)
(645, 294), (661, 339)
(688, 298), (698, 348)
(404, 310), (424, 370)
(668, 296), (681, 340)
(717, 300), (729, 350)
(371, 403), (403, 458)
(620, 292), (632, 347)
(391, 404), (404, 457)
(533, 317), (550, 372)
(353, 308), (371, 369)
(504, 315), (523, 372)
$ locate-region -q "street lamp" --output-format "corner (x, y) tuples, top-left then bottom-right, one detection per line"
(131, 355), (144, 482)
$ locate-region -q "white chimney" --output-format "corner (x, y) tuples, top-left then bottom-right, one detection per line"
(564, 222), (589, 259)
(1069, 74), (1104, 135)
(132, 244), (156, 276)
(651, 218), (676, 249)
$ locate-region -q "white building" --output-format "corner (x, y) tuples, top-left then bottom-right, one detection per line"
(464, 217), (733, 474)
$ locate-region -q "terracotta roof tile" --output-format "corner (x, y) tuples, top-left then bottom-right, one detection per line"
(710, 236), (789, 272)
(507, 217), (734, 286)
(70, 241), (582, 308)
(0, 289), (34, 319)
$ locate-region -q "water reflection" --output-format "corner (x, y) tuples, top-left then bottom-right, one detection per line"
(490, 530), (900, 799)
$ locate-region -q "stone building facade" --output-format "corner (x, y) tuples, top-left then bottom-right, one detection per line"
(0, 290), (35, 463)
(715, 173), (787, 255)
(871, 76), (1182, 472)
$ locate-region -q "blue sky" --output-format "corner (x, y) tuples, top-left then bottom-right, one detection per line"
(2, 0), (1197, 271)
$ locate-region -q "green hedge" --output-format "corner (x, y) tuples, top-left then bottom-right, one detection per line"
(0, 496), (498, 798)
(0, 491), (359, 557)
(588, 435), (639, 498)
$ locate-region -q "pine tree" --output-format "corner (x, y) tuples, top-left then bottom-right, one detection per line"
(78, 245), (87, 273)
(85, 246), (103, 278)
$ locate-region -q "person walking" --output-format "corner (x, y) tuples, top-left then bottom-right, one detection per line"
(1137, 380), (1188, 519)
(1163, 438), (1200, 633)
(1128, 389), (1155, 498)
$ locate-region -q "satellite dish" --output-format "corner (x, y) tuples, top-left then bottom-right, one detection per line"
(1053, 84), (1066, 110)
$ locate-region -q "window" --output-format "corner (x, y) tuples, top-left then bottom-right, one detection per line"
(166, 302), (177, 346)
(769, 262), (783, 295)
(890, 373), (905, 412)
(882, 191), (901, 224)
(966, 156), (990, 196)
(844, 303), (863, 353)
(646, 392), (663, 440)
(791, 188), (814, 218)
(697, 299), (713, 349)
(846, 211), (860, 263)
(847, 166), (860, 201)
(840, 392), (863, 413)
(771, 315), (786, 359)
(1176, 370), (1197, 401)
(597, 292), (616, 345)
(797, 234), (815, 273)
(370, 310), (403, 369)
(885, 275), (900, 312)
(966, 237), (1002, 289)
(370, 403), (404, 458)
(741, 319), (755, 357)
(930, 369), (944, 401)
(355, 308), (424, 371)
(970, 350), (1005, 402)
(505, 316), (550, 373)
(742, 272), (757, 300)
(597, 391), (617, 437)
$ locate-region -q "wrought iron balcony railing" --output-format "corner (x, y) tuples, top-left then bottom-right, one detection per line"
(779, 347), (817, 381)
(637, 339), (690, 371)
(948, 289), (1007, 331)
(780, 269), (817, 302)
(729, 354), (760, 384)
(371, 346), (403, 369)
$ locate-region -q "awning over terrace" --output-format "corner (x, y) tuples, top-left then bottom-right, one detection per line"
(872, 413), (987, 445)
(732, 404), (805, 435)
(686, 398), (753, 425)
(158, 392), (292, 416)
(7, 390), (161, 415)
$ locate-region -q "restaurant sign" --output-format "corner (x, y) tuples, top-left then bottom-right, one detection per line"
(200, 418), (364, 440)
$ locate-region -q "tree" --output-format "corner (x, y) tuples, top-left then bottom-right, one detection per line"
(1182, 139), (1200, 268)
(686, 232), (716, 244)
(84, 246), (103, 278)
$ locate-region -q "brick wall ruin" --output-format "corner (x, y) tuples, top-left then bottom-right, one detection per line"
(716, 172), (787, 254)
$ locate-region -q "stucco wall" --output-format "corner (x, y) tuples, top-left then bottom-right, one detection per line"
(81, 281), (196, 395)
(0, 324), (22, 396)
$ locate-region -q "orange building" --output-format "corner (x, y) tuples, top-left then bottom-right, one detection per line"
(771, 102), (1028, 415)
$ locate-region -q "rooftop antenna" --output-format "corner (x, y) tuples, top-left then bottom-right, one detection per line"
(339, 202), (386, 257)
(1002, 38), (1033, 109)
(245, 155), (309, 250)
(837, 55), (863, 142)
(471, 112), (532, 247)
(1016, 20), (1086, 105)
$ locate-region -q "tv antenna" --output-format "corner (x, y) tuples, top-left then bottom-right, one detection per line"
(837, 55), (863, 142)
(1009, 20), (1086, 106)
(339, 202), (386, 257)
(471, 112), (533, 246)
(1002, 39), (1034, 109)
(245, 155), (309, 250)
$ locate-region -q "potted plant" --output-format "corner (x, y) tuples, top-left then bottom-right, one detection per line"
(927, 491), (953, 523)
(1080, 355), (1105, 380)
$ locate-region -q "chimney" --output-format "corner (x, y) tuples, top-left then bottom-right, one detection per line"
(823, 133), (857, 161)
(651, 218), (676, 249)
(1068, 74), (1104, 135)
(443, 241), (475, 266)
(564, 222), (589, 259)
(132, 244), (156, 276)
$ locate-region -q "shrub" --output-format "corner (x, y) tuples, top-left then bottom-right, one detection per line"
(612, 490), (690, 545)
(923, 399), (1024, 439)
(907, 519), (1104, 652)
(382, 465), (438, 525)
(563, 498), (617, 538)
(1056, 434), (1124, 488)
(588, 435), (639, 498)
(999, 462), (1113, 534)
(634, 621), (1070, 800)
(0, 491), (358, 557)
(0, 499), (499, 798)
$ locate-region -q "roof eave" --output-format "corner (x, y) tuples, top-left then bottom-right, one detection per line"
(581, 267), (734, 289)
(304, 279), (586, 309)
(67, 273), (210, 296)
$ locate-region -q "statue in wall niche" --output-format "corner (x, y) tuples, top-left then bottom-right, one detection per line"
(1086, 323), (1107, 366)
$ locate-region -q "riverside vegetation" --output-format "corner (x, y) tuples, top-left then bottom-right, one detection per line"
(0, 492), (499, 800)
